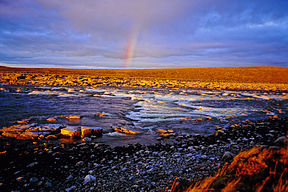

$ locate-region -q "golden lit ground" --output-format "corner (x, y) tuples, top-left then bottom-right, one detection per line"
(0, 66), (287, 91)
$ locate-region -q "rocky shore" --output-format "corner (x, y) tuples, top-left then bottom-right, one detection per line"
(0, 117), (287, 192)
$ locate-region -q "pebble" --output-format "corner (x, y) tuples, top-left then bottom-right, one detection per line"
(76, 161), (84, 166)
(16, 177), (24, 182)
(29, 177), (39, 183)
(274, 136), (288, 145)
(222, 151), (234, 161)
(83, 174), (96, 184)
(66, 185), (76, 192)
(26, 162), (38, 168)
(66, 175), (73, 181)
(1, 117), (287, 192)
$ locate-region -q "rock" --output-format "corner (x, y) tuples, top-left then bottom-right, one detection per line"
(156, 129), (167, 133)
(61, 127), (81, 137)
(66, 175), (73, 181)
(66, 185), (76, 192)
(83, 174), (96, 184)
(76, 161), (84, 166)
(95, 113), (107, 117)
(46, 135), (57, 140)
(65, 115), (81, 121)
(46, 118), (57, 122)
(132, 185), (139, 189)
(16, 177), (24, 182)
(188, 146), (194, 150)
(27, 162), (38, 168)
(45, 181), (52, 187)
(88, 170), (95, 174)
(81, 126), (102, 137)
(222, 151), (234, 161)
(114, 128), (139, 135)
(82, 137), (92, 142)
(160, 133), (170, 138)
(30, 177), (39, 183)
(274, 136), (288, 145)
(15, 120), (27, 124)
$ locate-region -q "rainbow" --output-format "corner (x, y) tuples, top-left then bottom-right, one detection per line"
(124, 29), (138, 68)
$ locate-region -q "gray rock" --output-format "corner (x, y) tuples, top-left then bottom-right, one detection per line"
(274, 136), (288, 145)
(76, 161), (84, 166)
(83, 137), (92, 142)
(30, 177), (39, 183)
(66, 175), (73, 181)
(27, 162), (38, 168)
(66, 185), (76, 192)
(83, 174), (96, 184)
(222, 151), (234, 161)
(45, 181), (52, 187)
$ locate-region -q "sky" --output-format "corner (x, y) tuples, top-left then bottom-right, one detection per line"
(0, 0), (288, 69)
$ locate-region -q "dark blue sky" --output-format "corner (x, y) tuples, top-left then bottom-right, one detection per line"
(0, 0), (287, 68)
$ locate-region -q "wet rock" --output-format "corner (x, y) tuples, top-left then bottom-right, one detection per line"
(61, 127), (81, 137)
(46, 118), (57, 122)
(65, 115), (81, 121)
(81, 126), (102, 138)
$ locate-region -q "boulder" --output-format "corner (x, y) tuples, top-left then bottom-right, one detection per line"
(61, 127), (81, 137)
(81, 126), (102, 137)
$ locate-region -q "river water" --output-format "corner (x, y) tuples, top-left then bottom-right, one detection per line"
(0, 84), (287, 146)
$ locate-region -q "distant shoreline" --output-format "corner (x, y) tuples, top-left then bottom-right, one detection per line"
(1, 66), (288, 91)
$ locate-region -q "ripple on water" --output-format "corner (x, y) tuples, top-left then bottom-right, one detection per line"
(0, 84), (287, 145)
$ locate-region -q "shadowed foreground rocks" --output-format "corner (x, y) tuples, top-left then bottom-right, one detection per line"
(0, 117), (287, 192)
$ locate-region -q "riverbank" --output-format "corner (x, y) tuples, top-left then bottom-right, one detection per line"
(0, 117), (287, 191)
(1, 66), (288, 91)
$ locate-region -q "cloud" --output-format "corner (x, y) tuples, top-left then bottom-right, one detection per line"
(0, 0), (288, 68)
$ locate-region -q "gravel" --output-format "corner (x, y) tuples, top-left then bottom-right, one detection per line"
(0, 117), (287, 192)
